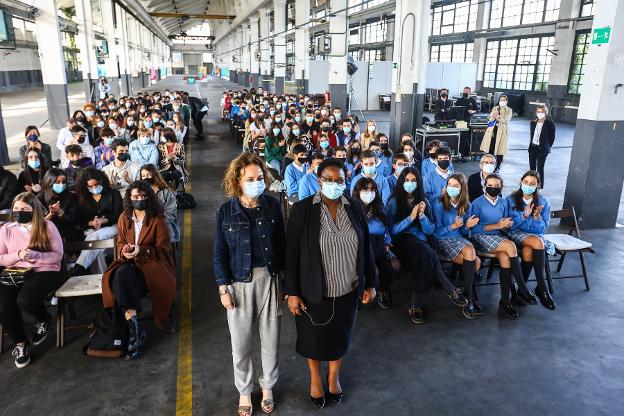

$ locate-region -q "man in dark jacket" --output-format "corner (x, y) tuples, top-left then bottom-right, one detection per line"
(188, 96), (209, 140)
(0, 166), (18, 210)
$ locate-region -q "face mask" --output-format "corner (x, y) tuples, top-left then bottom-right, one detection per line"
(394, 165), (405, 176)
(446, 186), (460, 198)
(536, 113), (546, 120)
(96, 121), (105, 128)
(321, 182), (346, 200)
(242, 180), (266, 198)
(139, 136), (151, 145)
(403, 181), (417, 193)
(321, 126), (330, 132)
(131, 199), (147, 211)
(499, 101), (507, 107)
(250, 113), (257, 119)
(297, 156), (309, 164)
(27, 134), (39, 142)
(109, 123), (117, 130)
(462, 93), (469, 98)
(521, 184), (537, 195)
(53, 183), (66, 194)
(320, 110), (327, 116)
(269, 110), (276, 117)
(438, 160), (450, 170)
(292, 129), (300, 136)
(160, 137), (167, 143)
(116, 152), (129, 162)
(320, 141), (330, 149)
(359, 190), (375, 205)
(351, 147), (361, 155)
(120, 110), (127, 115)
(143, 120), (152, 128)
(276, 103), (282, 109)
(89, 185), (103, 195)
(367, 125), (375, 133)
(153, 117), (161, 123)
(372, 150), (382, 158)
(13, 211), (33, 224)
(381, 143), (388, 150)
(404, 151), (414, 160)
(485, 186), (502, 198)
(363, 165), (376, 176)
(343, 127), (351, 133)
(28, 159), (41, 169)
(482, 163), (496, 175)
(429, 152), (437, 159)
(127, 119), (135, 127)
(272, 128), (281, 136)
(275, 117), (282, 123)
(103, 137), (114, 146)
(306, 116), (314, 123)
(334, 113), (341, 120)
(295, 116), (301, 123)
(85, 110), (95, 117)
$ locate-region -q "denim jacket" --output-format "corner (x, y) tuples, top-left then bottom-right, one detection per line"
(214, 194), (286, 286)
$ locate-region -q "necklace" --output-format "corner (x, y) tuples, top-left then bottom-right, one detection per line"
(240, 198), (258, 209)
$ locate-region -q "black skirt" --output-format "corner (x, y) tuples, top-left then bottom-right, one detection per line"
(295, 290), (359, 361)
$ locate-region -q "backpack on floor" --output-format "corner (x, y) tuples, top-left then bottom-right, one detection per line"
(177, 192), (197, 210)
(83, 306), (129, 358)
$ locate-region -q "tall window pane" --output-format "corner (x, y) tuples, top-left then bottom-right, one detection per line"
(568, 31), (590, 94)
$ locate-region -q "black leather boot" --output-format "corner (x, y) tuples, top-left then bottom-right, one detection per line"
(127, 316), (146, 359)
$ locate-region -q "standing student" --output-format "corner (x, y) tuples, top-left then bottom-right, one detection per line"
(467, 154), (497, 202)
(505, 171), (555, 310)
(480, 95), (512, 172)
(432, 174), (483, 318)
(214, 153), (285, 415)
(285, 158), (377, 410)
(434, 91), (452, 121)
(284, 144), (309, 202)
(0, 192), (64, 368)
(350, 150), (391, 206)
(469, 174), (537, 319)
(423, 146), (453, 203)
(528, 105), (555, 188)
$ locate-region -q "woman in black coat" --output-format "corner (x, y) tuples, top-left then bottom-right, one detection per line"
(285, 158), (377, 409)
(528, 105), (555, 188)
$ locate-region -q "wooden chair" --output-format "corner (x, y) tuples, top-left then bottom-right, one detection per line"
(55, 238), (117, 347)
(544, 207), (595, 291)
(0, 211), (11, 354)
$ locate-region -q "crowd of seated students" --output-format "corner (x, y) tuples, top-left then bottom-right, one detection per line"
(0, 89), (190, 368)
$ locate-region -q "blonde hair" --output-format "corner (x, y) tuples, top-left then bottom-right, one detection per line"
(222, 153), (273, 198)
(536, 105), (549, 117)
(11, 192), (51, 252)
(440, 173), (470, 216)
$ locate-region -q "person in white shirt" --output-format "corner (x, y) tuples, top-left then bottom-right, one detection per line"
(61, 125), (95, 167)
(102, 139), (141, 195)
(56, 117), (77, 156)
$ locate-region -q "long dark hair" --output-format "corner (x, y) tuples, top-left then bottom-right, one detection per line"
(393, 166), (426, 222)
(75, 167), (112, 206)
(511, 170), (542, 211)
(23, 147), (48, 185)
(140, 164), (171, 191)
(123, 180), (163, 220)
(40, 168), (67, 204)
(352, 176), (386, 224)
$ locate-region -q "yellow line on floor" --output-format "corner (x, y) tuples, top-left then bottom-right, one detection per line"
(176, 141), (193, 416)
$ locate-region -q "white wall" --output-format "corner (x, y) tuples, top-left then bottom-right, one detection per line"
(0, 47), (41, 71)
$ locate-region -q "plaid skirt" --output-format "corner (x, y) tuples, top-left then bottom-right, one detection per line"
(505, 230), (556, 256)
(470, 233), (507, 253)
(433, 237), (472, 261)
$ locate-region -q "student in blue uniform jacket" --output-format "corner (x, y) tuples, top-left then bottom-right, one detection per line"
(334, 146), (354, 188)
(424, 146), (454, 203)
(352, 177), (397, 310)
(284, 144), (310, 202)
(350, 150), (391, 206)
(432, 173), (483, 319)
(469, 173), (537, 319)
(368, 142), (392, 177)
(386, 153), (410, 194)
(297, 153), (325, 200)
(422, 140), (454, 179)
(505, 171), (555, 310)
(377, 133), (394, 167)
(386, 167), (467, 324)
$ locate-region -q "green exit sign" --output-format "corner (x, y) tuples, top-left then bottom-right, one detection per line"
(592, 27), (611, 44)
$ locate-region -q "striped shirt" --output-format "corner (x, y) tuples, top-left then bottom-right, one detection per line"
(314, 193), (359, 297)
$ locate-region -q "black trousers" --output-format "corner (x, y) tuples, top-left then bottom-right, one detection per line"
(488, 126), (504, 170)
(0, 271), (61, 343)
(192, 111), (207, 137)
(375, 255), (397, 293)
(110, 263), (148, 312)
(528, 145), (547, 187)
(392, 235), (436, 305)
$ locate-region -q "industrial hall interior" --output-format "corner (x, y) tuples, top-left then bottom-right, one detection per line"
(0, 0), (623, 414)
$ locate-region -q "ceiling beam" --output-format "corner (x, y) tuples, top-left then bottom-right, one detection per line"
(149, 12), (236, 20)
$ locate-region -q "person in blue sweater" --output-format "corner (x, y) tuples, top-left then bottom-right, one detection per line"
(334, 146), (354, 188)
(297, 153), (325, 200)
(376, 133), (394, 167)
(432, 173), (483, 319)
(386, 167), (467, 324)
(424, 146), (454, 203)
(368, 142), (392, 178)
(352, 177), (397, 309)
(505, 171), (555, 310)
(350, 150), (391, 206)
(129, 128), (159, 167)
(284, 144), (309, 202)
(470, 173), (537, 319)
(386, 153), (409, 194)
(422, 140), (455, 179)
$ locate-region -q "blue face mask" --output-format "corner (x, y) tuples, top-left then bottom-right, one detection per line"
(372, 150), (382, 158)
(272, 128), (281, 136)
(320, 141), (330, 149)
(27, 134), (39, 142)
(139, 136), (151, 145)
(395, 165), (405, 176)
(446, 186), (461, 198)
(270, 110), (276, 116)
(306, 116), (314, 123)
(96, 121), (105, 128)
(89, 185), (103, 195)
(343, 127), (351, 133)
(362, 165), (376, 176)
(295, 116), (301, 123)
(104, 137), (114, 146)
(292, 129), (300, 136)
(28, 159), (41, 169)
(52, 183), (66, 194)
(242, 180), (266, 198)
(321, 182), (346, 200)
(521, 184), (537, 195)
(143, 120), (152, 128)
(403, 181), (418, 193)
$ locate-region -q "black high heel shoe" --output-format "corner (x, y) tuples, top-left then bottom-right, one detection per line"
(310, 396), (325, 409)
(326, 375), (343, 404)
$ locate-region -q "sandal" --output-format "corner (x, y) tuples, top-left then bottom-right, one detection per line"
(238, 405), (252, 416)
(261, 399), (274, 414)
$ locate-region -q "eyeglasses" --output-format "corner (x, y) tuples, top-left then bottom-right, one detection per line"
(320, 177), (345, 185)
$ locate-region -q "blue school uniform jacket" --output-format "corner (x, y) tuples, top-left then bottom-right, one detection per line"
(386, 197), (434, 242)
(284, 162), (309, 197)
(470, 195), (508, 236)
(432, 199), (472, 239)
(506, 194), (551, 235)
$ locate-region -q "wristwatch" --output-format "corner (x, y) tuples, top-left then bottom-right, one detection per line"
(218, 288), (231, 296)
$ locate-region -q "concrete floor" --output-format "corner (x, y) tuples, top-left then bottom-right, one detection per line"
(1, 76), (623, 415)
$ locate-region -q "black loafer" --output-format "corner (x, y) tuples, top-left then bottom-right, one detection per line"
(516, 290), (538, 305)
(310, 396), (325, 409)
(408, 306), (424, 324)
(536, 287), (556, 310)
(498, 301), (519, 319)
(472, 300), (484, 316)
(462, 301), (477, 319)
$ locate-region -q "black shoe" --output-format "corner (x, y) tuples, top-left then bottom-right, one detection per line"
(32, 315), (51, 346)
(310, 396), (325, 409)
(12, 342), (31, 368)
(498, 301), (519, 319)
(536, 287), (556, 310)
(126, 316), (146, 359)
(462, 301), (477, 319)
(472, 299), (484, 316)
(516, 290), (538, 305)
(326, 375), (343, 404)
(69, 264), (88, 277)
(448, 288), (468, 307)
(408, 306), (424, 324)
(377, 290), (392, 309)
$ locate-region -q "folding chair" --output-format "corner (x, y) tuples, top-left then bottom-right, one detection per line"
(55, 238), (117, 347)
(544, 207), (595, 292)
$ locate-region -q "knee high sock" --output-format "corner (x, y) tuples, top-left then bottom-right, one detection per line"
(510, 256), (530, 295)
(499, 267), (512, 305)
(521, 260), (533, 283)
(532, 249), (547, 292)
(462, 260), (476, 300)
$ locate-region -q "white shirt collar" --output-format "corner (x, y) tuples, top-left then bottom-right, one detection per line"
(523, 197), (533, 205)
(436, 167), (450, 179)
(485, 195), (500, 206)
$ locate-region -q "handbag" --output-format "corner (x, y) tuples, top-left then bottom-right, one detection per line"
(0, 267), (34, 287)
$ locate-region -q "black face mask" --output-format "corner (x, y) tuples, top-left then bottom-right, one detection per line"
(441, 94), (447, 99)
(380, 143), (388, 150)
(143, 177), (154, 185)
(429, 152), (436, 159)
(13, 211), (33, 224)
(438, 160), (450, 170)
(116, 153), (130, 162)
(131, 199), (147, 211)
(351, 147), (361, 155)
(70, 160), (80, 167)
(462, 93), (469, 98)
(321, 126), (330, 132)
(486, 186), (502, 198)
(298, 157), (308, 164)
(77, 136), (86, 144)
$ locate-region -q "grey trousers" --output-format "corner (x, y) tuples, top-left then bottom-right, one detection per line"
(227, 267), (282, 395)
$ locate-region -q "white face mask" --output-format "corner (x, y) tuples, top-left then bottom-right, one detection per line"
(359, 190), (376, 205)
(482, 163), (496, 175)
(536, 112), (546, 120)
(404, 151), (414, 160)
(242, 180), (266, 199)
(367, 125), (375, 133)
(499, 100), (507, 107)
